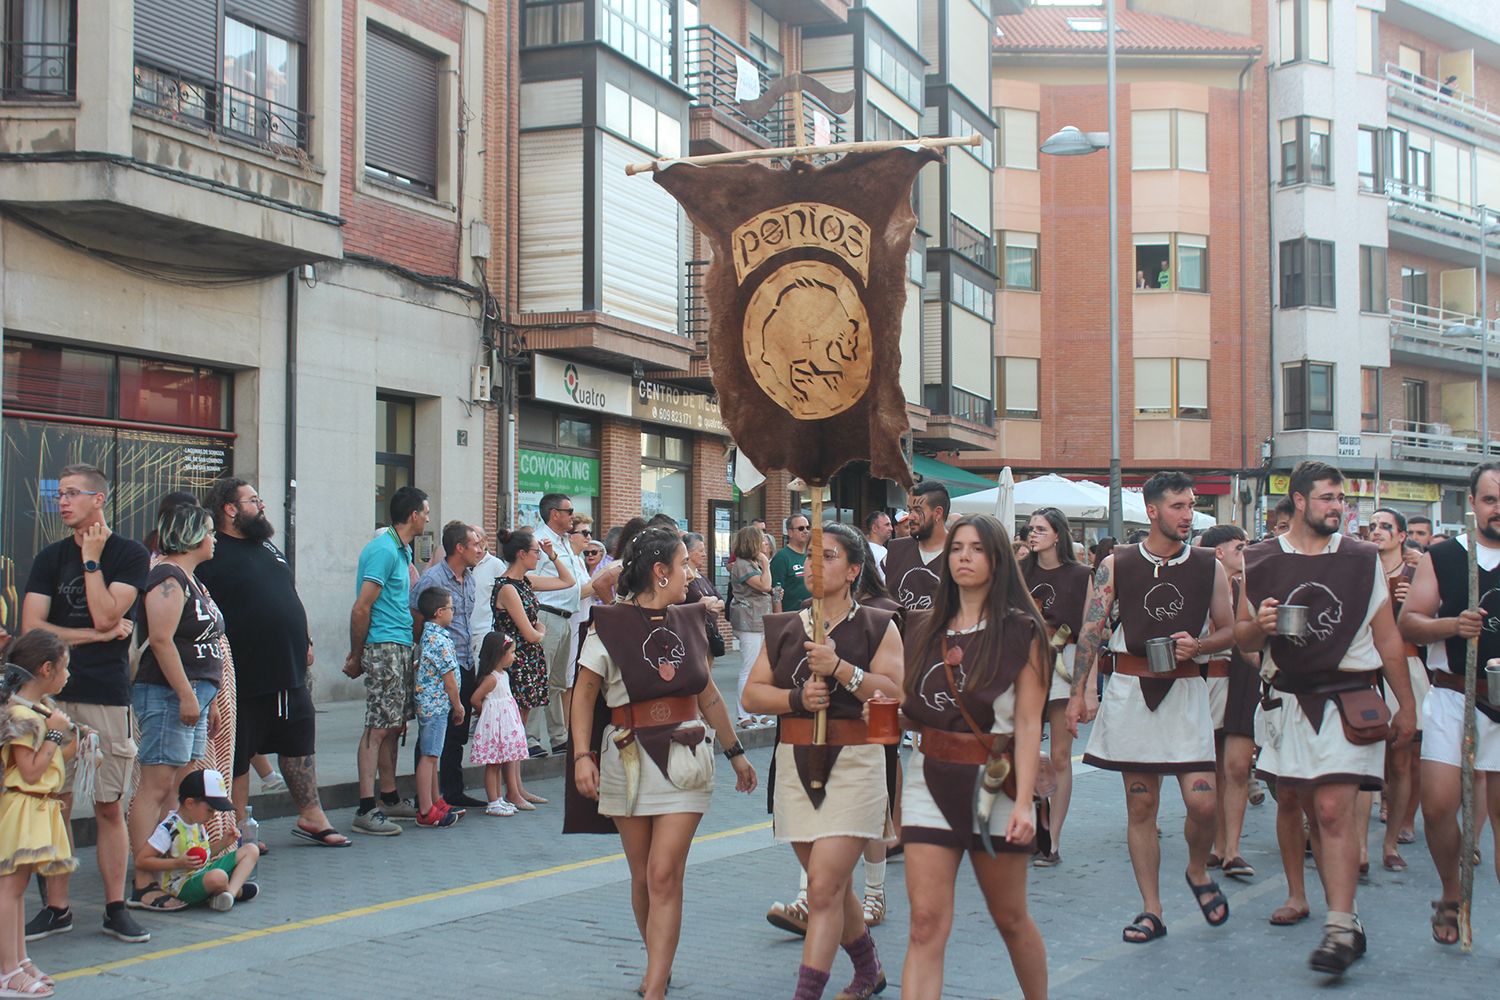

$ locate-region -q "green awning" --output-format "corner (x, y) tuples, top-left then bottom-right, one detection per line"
(911, 456), (996, 497)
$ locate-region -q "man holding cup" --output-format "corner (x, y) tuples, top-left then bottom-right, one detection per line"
(1238, 461), (1416, 978)
(1396, 460), (1500, 950)
(1066, 471), (1236, 946)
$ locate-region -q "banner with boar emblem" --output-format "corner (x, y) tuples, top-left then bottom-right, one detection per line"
(655, 148), (938, 487)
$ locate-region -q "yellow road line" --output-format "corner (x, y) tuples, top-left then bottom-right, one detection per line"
(55, 820), (774, 982)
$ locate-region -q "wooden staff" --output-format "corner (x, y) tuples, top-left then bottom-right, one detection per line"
(1461, 511), (1480, 951)
(625, 133), (981, 176)
(808, 487), (829, 790)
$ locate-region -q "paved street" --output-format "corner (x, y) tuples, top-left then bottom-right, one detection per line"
(34, 719), (1500, 1000)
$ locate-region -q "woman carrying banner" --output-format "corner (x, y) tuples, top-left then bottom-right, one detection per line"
(1022, 507), (1092, 866)
(900, 515), (1049, 1000)
(570, 527), (757, 1000)
(741, 522), (903, 1000)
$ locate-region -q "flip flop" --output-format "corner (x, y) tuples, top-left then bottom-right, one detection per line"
(291, 826), (352, 848)
(1397, 829), (1415, 845)
(128, 887), (188, 912)
(1383, 851), (1407, 871)
(1185, 873), (1230, 927)
(1431, 900), (1460, 945)
(1122, 911), (1167, 943)
(1269, 905), (1310, 926)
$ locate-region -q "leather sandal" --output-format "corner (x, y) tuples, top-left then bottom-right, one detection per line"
(861, 887), (885, 927)
(1122, 911), (1167, 943)
(1221, 856), (1255, 879)
(1383, 851), (1407, 872)
(1431, 900), (1460, 946)
(1309, 921), (1365, 976)
(1185, 873), (1230, 926)
(1269, 905), (1310, 926)
(832, 971), (886, 1000)
(766, 895), (809, 936)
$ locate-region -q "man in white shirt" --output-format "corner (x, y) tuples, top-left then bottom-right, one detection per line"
(531, 493), (585, 754)
(468, 535), (507, 665)
(864, 511), (892, 583)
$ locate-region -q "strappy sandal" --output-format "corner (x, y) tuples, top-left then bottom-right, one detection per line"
(1185, 873), (1230, 926)
(766, 895), (809, 936)
(18, 962), (51, 990)
(861, 887), (885, 926)
(1431, 900), (1460, 946)
(1309, 921), (1365, 976)
(1122, 911), (1167, 943)
(0, 966), (53, 997)
(127, 886), (187, 912)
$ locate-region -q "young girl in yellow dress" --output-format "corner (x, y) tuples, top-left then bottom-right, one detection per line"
(0, 630), (81, 997)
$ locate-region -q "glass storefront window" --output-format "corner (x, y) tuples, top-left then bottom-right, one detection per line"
(3, 339), (113, 418)
(641, 428), (690, 529)
(118, 358), (229, 429)
(375, 394), (415, 528)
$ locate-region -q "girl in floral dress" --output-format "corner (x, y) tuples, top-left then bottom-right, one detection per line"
(469, 633), (528, 816)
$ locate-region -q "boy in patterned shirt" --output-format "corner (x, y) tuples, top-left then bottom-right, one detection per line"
(415, 588), (465, 828)
(135, 770), (260, 910)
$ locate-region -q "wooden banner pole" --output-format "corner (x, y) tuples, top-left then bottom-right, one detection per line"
(1460, 510), (1479, 951)
(809, 487), (828, 789)
(625, 133), (981, 176)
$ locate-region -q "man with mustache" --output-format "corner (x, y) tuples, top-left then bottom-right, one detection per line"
(199, 478), (349, 847)
(1397, 461), (1500, 950)
(1239, 461), (1416, 978)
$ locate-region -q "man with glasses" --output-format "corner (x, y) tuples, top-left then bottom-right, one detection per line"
(771, 513), (813, 612)
(198, 478), (349, 847)
(21, 464), (151, 943)
(532, 493), (584, 755)
(1238, 461), (1416, 977)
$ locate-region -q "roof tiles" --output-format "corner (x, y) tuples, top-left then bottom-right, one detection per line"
(994, 5), (1260, 56)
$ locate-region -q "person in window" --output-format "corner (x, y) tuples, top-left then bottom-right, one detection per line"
(1157, 260), (1172, 290)
(1136, 271), (1149, 290)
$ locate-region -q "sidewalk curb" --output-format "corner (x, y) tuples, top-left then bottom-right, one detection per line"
(66, 724), (779, 848)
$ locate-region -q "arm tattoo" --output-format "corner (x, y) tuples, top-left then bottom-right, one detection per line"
(157, 579), (179, 599)
(1072, 562), (1113, 697)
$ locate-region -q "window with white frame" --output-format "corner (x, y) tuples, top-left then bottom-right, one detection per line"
(1135, 358), (1208, 419)
(1131, 110), (1206, 171)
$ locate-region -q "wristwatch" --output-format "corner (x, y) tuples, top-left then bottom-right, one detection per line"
(83, 560), (101, 574)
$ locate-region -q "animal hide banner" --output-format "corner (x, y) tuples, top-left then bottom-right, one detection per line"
(654, 148), (937, 488)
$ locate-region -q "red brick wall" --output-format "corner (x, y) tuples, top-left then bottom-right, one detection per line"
(599, 416), (643, 530)
(690, 436), (732, 533)
(340, 0), (465, 278)
(1024, 48), (1270, 476)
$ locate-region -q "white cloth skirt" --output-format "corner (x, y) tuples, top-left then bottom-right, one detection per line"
(1081, 674), (1215, 773)
(1382, 656), (1429, 731)
(1421, 683), (1500, 771)
(1207, 676), (1228, 731)
(772, 742), (893, 844)
(597, 721), (714, 818)
(1255, 695), (1383, 790)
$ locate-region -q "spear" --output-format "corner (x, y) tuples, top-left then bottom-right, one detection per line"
(807, 486), (829, 790)
(1460, 511), (1479, 951)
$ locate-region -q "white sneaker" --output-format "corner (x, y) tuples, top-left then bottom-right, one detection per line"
(210, 892), (235, 912)
(485, 800), (516, 816)
(259, 771), (287, 793)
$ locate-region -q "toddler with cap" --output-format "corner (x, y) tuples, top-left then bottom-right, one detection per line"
(134, 769), (260, 911)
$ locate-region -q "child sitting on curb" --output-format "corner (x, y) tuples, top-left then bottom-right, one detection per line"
(135, 769), (260, 911)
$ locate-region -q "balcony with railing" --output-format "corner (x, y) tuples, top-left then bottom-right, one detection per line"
(133, 62), (308, 153)
(1388, 297), (1500, 374)
(918, 384), (998, 451)
(685, 25), (847, 155)
(1385, 62), (1500, 151)
(1385, 178), (1500, 262)
(946, 216), (996, 273)
(2, 38), (74, 99)
(1389, 418), (1497, 469)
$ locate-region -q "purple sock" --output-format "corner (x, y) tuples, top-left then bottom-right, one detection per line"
(794, 964), (831, 1000)
(841, 928), (884, 991)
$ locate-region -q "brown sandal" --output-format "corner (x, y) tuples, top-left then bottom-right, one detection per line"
(1270, 905), (1310, 926)
(1431, 900), (1460, 945)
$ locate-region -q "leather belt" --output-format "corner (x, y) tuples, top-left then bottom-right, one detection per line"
(1205, 660), (1231, 679)
(780, 716), (869, 746)
(610, 695), (699, 729)
(8, 788), (64, 801)
(918, 726), (993, 766)
(541, 606), (573, 619)
(1114, 653), (1201, 680)
(1432, 669), (1489, 702)
(1404, 642), (1421, 658)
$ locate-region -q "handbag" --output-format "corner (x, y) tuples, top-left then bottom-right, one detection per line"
(706, 622), (727, 658)
(666, 725), (716, 791)
(1332, 686), (1391, 746)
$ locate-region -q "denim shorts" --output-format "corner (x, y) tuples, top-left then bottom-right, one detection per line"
(133, 679), (218, 767)
(416, 713), (447, 758)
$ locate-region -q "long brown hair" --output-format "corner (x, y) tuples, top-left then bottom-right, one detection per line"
(904, 514), (1045, 698)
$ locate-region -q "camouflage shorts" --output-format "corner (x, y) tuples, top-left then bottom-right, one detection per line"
(363, 642), (415, 729)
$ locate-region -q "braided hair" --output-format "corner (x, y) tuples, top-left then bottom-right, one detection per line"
(617, 526), (685, 599)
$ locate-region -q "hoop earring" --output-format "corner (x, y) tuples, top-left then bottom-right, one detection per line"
(656, 577), (667, 588)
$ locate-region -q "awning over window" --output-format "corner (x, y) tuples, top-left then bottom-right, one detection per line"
(911, 455), (997, 497)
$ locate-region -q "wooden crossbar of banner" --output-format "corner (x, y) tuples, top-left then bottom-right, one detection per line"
(624, 133), (982, 176)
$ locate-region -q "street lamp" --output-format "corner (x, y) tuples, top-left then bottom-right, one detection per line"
(1040, 0), (1122, 540)
(1482, 207), (1498, 456)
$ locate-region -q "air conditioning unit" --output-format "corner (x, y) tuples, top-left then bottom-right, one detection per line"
(471, 364), (492, 402)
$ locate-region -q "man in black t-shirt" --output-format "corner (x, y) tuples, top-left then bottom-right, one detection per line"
(198, 478), (349, 847)
(21, 463), (151, 944)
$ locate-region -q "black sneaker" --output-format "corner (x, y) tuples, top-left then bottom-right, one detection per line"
(24, 906), (72, 941)
(103, 908), (151, 943)
(528, 746), (548, 759)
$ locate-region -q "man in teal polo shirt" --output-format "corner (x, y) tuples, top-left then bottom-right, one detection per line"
(343, 486), (429, 835)
(771, 512), (813, 611)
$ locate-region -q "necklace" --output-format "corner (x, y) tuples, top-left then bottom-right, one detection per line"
(1139, 542), (1185, 579)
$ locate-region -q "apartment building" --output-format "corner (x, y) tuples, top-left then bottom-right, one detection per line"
(1268, 0), (1500, 528)
(499, 0), (999, 577)
(970, 2), (1269, 523)
(0, 0), (490, 700)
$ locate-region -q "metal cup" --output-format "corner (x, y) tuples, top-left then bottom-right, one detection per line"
(1276, 604), (1309, 638)
(1145, 636), (1178, 673)
(1485, 659), (1500, 710)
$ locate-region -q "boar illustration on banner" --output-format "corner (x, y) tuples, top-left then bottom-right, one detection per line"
(654, 148), (937, 487)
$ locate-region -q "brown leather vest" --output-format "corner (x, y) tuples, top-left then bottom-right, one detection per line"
(1113, 543), (1217, 655)
(883, 537), (942, 613)
(1024, 561), (1092, 639)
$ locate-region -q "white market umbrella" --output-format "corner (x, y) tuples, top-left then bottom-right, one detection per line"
(951, 473), (1107, 522)
(994, 466), (1016, 533)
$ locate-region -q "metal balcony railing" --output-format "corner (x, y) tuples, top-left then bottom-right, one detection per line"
(1385, 62), (1500, 148)
(684, 259), (709, 346)
(684, 25), (846, 149)
(1384, 179), (1500, 256)
(923, 384), (994, 426)
(1389, 418), (1495, 466)
(948, 217), (995, 273)
(1389, 297), (1500, 370)
(133, 62), (309, 153)
(2, 39), (74, 99)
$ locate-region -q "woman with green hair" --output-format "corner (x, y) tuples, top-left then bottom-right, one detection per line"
(126, 501), (227, 911)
